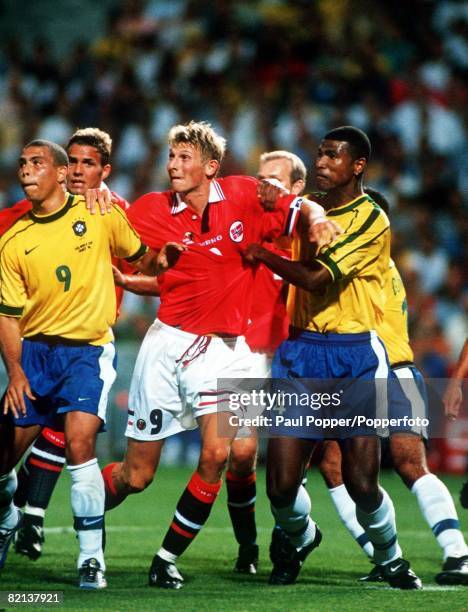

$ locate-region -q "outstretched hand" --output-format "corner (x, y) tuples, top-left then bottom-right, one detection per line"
(309, 218), (343, 250)
(257, 178), (289, 211)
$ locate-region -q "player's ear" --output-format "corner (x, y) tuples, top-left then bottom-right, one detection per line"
(291, 178), (305, 196)
(205, 159), (219, 179)
(57, 165), (68, 183)
(101, 164), (112, 181)
(353, 157), (366, 177)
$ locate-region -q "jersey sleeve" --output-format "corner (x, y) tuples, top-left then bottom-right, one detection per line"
(314, 208), (389, 281)
(0, 240), (27, 316)
(258, 195), (303, 241)
(107, 204), (147, 262)
(127, 193), (166, 251)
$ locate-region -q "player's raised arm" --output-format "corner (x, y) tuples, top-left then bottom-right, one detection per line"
(0, 316), (35, 418)
(257, 179), (342, 248)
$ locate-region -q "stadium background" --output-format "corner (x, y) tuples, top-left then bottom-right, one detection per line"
(0, 0), (466, 471)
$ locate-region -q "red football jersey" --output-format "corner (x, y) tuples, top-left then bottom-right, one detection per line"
(0, 192), (130, 315)
(127, 176), (301, 336)
(245, 242), (291, 353)
(0, 199), (32, 234)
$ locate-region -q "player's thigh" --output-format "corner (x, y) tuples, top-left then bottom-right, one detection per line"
(0, 422), (41, 473)
(267, 437), (315, 501)
(318, 440), (344, 488)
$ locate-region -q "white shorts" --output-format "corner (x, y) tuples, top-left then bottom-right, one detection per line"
(249, 351), (272, 379)
(126, 319), (256, 441)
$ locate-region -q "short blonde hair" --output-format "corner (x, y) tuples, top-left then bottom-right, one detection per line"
(168, 121), (226, 164)
(259, 150), (307, 184)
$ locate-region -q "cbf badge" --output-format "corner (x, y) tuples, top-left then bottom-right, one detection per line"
(72, 220), (87, 237)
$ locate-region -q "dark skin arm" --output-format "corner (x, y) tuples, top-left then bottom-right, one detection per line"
(243, 243), (331, 292)
(0, 316), (36, 417)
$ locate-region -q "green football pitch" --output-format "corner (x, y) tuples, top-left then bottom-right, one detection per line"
(2, 467), (467, 611)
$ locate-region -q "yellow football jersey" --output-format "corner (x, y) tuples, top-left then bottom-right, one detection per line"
(0, 194), (146, 345)
(378, 259), (414, 365)
(288, 194), (390, 333)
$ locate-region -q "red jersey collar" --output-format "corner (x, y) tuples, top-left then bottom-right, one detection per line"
(171, 180), (226, 215)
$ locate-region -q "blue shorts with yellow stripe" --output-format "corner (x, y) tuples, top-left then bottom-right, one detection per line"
(269, 329), (396, 438)
(1, 335), (117, 428)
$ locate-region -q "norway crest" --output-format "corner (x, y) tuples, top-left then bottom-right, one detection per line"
(229, 220), (244, 242)
(72, 220), (87, 237)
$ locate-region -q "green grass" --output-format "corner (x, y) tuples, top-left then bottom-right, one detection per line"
(2, 468), (468, 611)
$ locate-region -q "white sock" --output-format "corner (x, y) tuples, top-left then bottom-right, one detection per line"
(158, 547), (178, 564)
(356, 488), (402, 565)
(0, 470), (19, 530)
(271, 485), (317, 549)
(68, 459), (105, 570)
(412, 473), (468, 560)
(24, 504), (45, 519)
(329, 484), (374, 559)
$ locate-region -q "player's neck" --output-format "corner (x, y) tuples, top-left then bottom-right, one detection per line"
(30, 186), (68, 216)
(180, 183), (211, 216)
(322, 182), (364, 210)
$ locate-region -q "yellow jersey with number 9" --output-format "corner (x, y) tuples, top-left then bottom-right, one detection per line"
(0, 193), (146, 345)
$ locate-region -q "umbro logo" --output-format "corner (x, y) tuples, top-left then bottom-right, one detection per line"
(25, 245), (39, 255)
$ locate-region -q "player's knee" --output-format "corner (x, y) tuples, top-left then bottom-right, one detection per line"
(66, 438), (95, 465)
(345, 477), (378, 507)
(199, 446), (229, 476)
(267, 475), (298, 507)
(393, 459), (428, 488)
(124, 466), (154, 494)
(228, 447), (256, 476)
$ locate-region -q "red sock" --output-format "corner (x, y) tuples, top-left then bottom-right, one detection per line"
(226, 470), (257, 546)
(102, 462), (127, 510)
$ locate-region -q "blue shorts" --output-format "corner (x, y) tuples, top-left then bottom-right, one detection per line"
(1, 337), (117, 428)
(388, 363), (428, 438)
(269, 329), (392, 438)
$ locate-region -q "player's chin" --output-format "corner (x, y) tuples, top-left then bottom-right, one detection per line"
(170, 179), (186, 192)
(69, 182), (86, 195)
(314, 176), (330, 190)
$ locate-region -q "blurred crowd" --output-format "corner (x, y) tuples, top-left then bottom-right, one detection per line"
(0, 0), (466, 377)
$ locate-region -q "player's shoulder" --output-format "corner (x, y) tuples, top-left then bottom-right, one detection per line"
(0, 199), (32, 236)
(353, 194), (390, 232)
(110, 191), (130, 211)
(217, 175), (258, 199)
(129, 190), (172, 214)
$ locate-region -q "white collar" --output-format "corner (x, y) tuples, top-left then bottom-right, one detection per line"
(171, 179), (225, 215)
